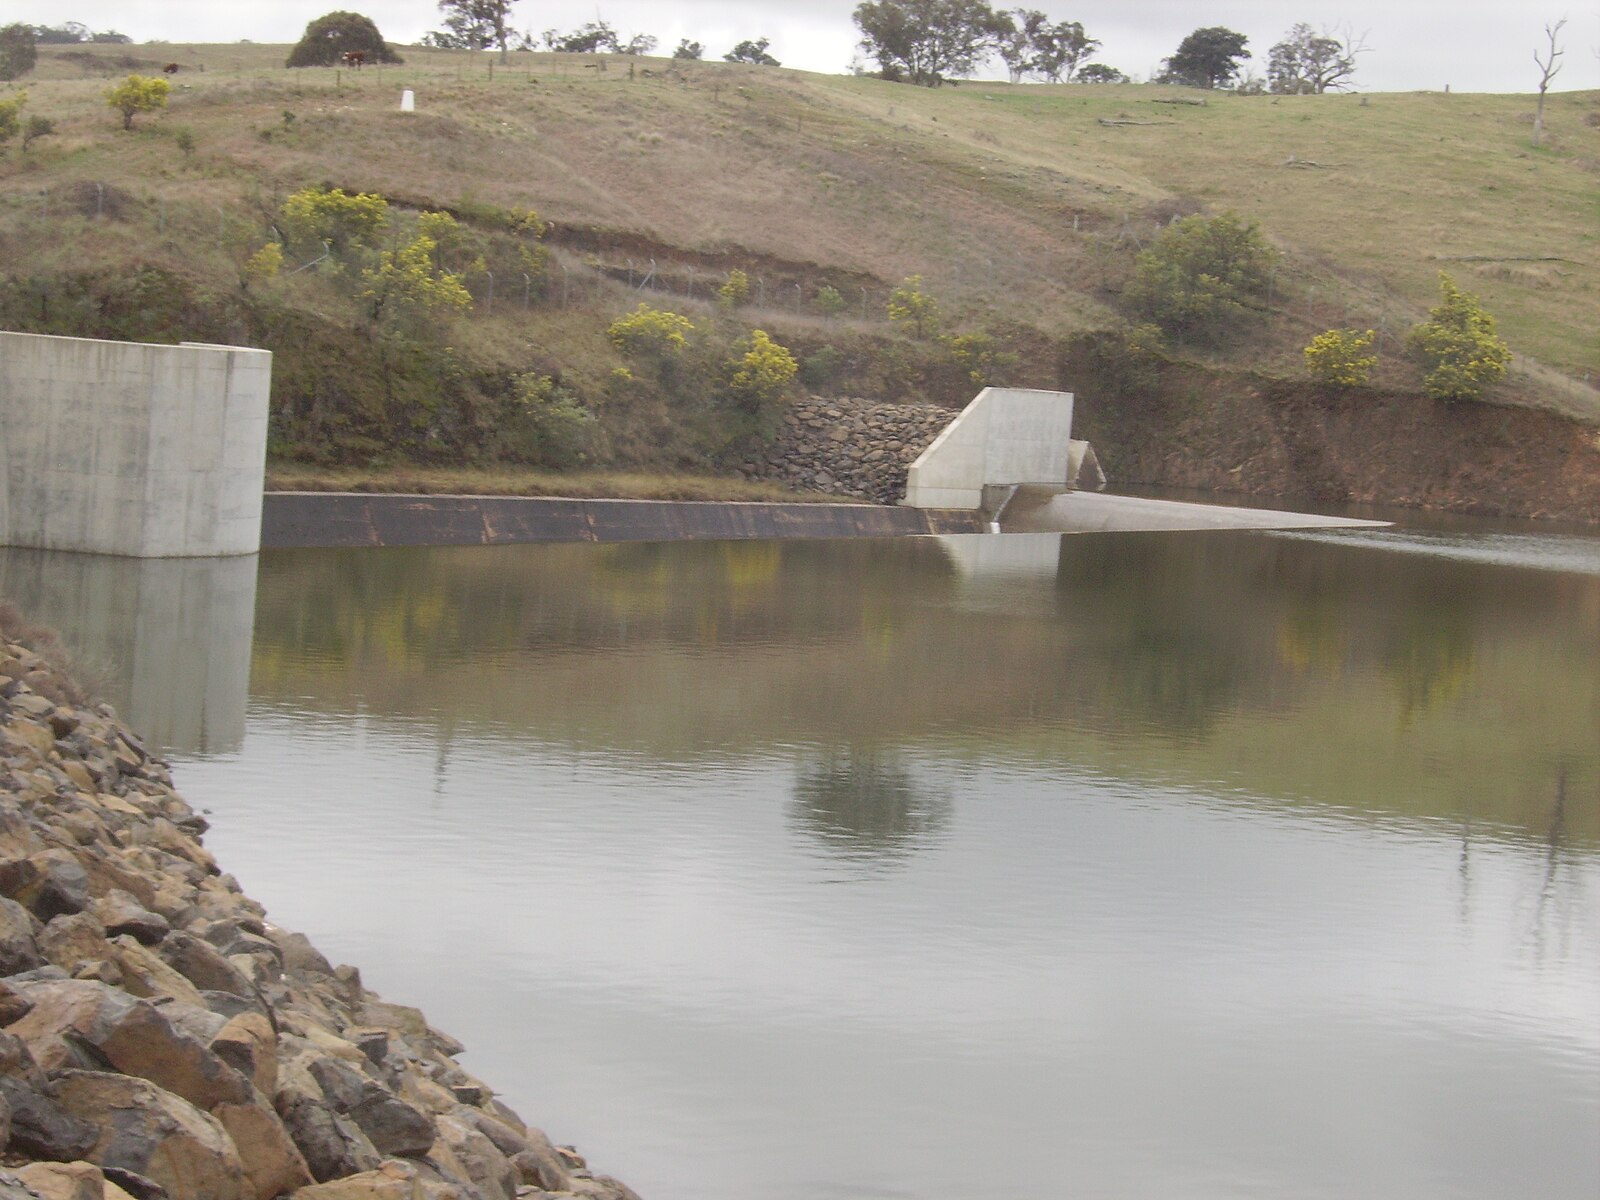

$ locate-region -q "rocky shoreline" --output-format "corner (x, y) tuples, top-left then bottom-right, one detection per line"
(0, 618), (638, 1200)
(739, 395), (957, 505)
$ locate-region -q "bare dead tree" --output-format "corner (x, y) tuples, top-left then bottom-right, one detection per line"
(1532, 18), (1565, 148)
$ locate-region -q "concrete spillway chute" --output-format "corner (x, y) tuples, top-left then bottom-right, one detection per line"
(900, 387), (1089, 511)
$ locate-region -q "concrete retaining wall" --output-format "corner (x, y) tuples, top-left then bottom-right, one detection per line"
(902, 387), (1074, 510)
(0, 332), (271, 558)
(262, 492), (985, 548)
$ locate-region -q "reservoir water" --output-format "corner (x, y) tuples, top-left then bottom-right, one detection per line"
(5, 519), (1597, 1199)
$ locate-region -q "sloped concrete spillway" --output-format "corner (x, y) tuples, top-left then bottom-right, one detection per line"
(999, 485), (1389, 533)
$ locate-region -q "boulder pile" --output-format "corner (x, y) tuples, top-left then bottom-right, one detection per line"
(0, 629), (638, 1200)
(741, 396), (956, 505)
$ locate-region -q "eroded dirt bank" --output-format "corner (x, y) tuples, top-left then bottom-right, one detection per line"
(1072, 368), (1600, 524)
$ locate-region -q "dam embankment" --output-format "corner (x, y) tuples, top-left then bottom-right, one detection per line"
(261, 492), (984, 549)
(0, 616), (638, 1200)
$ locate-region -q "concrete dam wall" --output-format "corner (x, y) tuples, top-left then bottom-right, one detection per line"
(0, 332), (271, 558)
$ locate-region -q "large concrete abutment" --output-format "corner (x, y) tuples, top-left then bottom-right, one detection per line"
(901, 387), (1078, 510)
(0, 331), (270, 557)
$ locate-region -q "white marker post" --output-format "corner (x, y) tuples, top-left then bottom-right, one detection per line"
(400, 89), (415, 113)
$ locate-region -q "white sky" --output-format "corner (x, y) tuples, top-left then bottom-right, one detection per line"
(7, 1), (1598, 93)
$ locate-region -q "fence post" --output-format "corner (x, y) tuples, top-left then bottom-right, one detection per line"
(484, 270), (494, 313)
(561, 262), (570, 307)
(522, 272), (531, 308)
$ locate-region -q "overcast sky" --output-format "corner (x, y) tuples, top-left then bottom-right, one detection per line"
(9, 0), (1599, 93)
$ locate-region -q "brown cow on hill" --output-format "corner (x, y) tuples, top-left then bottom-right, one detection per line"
(162, 63), (180, 75)
(342, 51), (366, 69)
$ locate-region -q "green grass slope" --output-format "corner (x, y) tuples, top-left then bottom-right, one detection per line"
(1, 43), (1597, 481)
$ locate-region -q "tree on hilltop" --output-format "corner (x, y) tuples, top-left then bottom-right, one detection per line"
(429, 0), (516, 62)
(0, 24), (37, 81)
(286, 12), (403, 67)
(543, 21), (619, 53)
(1076, 63), (1128, 84)
(724, 38), (780, 66)
(997, 9), (1099, 83)
(1267, 24), (1365, 94)
(1159, 26), (1249, 89)
(854, 0), (1010, 86)
(1532, 18), (1565, 148)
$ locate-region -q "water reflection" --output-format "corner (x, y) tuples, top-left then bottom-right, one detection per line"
(230, 530), (1600, 846)
(147, 524), (1600, 1200)
(0, 548), (255, 754)
(790, 747), (951, 868)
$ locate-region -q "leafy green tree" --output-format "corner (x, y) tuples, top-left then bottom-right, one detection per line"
(887, 275), (941, 339)
(1407, 273), (1511, 402)
(21, 113), (52, 150)
(853, 0), (1010, 86)
(242, 242), (285, 287)
(1124, 211), (1277, 343)
(813, 285), (846, 315)
(724, 38), (780, 66)
(673, 39), (704, 60)
(995, 13), (1035, 82)
(1076, 63), (1128, 84)
(0, 24), (38, 81)
(0, 91), (24, 148)
(1160, 26), (1250, 89)
(279, 186), (389, 258)
(359, 229), (473, 323)
(723, 329), (798, 414)
(998, 10), (1098, 82)
(609, 304), (695, 358)
(286, 11), (403, 67)
(544, 21), (619, 53)
(1304, 328), (1377, 386)
(717, 268), (750, 308)
(430, 0), (515, 61)
(1267, 24), (1360, 94)
(944, 331), (1016, 387)
(500, 373), (596, 467)
(105, 75), (169, 131)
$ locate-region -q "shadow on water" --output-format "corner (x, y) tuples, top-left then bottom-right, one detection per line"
(789, 746), (951, 869)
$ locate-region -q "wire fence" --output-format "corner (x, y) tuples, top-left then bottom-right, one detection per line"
(11, 183), (1427, 345)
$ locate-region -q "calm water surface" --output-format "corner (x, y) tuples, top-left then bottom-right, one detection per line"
(6, 521), (1597, 1199)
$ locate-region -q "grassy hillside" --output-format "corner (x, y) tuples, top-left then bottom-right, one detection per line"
(2, 43), (1597, 482)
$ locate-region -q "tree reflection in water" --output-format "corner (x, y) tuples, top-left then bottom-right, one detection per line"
(789, 746), (950, 868)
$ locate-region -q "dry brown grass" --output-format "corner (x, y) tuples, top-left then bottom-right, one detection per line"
(3, 42), (1595, 417)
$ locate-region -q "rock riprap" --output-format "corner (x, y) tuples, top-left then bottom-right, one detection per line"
(0, 633), (639, 1200)
(741, 396), (957, 505)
